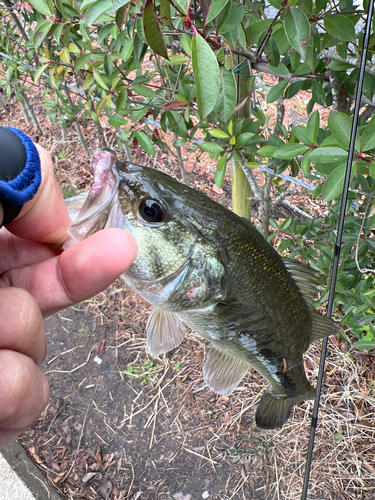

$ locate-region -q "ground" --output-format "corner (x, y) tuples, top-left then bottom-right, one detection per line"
(1, 76), (375, 500)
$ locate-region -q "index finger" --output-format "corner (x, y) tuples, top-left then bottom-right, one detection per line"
(5, 144), (71, 245)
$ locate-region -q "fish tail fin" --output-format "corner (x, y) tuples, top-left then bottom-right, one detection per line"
(255, 362), (316, 429)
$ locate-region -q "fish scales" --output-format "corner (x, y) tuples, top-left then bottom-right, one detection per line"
(66, 150), (338, 429)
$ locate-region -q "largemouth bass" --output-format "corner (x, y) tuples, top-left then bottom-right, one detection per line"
(66, 150), (338, 429)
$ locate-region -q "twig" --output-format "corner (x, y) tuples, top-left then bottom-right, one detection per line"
(174, 132), (187, 183)
(281, 199), (313, 219)
(184, 447), (218, 465)
(272, 188), (298, 211)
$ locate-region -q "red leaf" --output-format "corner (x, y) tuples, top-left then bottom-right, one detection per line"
(163, 101), (187, 110)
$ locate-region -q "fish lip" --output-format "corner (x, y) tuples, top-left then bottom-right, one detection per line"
(64, 150), (121, 246)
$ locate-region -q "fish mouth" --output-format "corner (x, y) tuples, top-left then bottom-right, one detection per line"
(64, 149), (121, 248)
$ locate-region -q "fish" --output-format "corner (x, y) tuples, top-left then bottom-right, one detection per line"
(65, 149), (338, 429)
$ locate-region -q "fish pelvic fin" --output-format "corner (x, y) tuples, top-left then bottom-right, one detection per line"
(255, 362), (316, 429)
(310, 309), (338, 342)
(146, 307), (187, 356)
(203, 348), (249, 396)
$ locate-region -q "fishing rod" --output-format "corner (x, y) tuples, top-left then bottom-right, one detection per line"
(301, 1), (375, 498)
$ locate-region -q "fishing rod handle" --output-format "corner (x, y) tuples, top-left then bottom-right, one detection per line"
(0, 127), (41, 227)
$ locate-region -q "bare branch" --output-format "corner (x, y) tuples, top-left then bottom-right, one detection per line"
(241, 165), (262, 200)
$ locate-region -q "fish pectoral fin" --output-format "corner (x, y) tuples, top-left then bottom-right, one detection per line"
(255, 362), (317, 429)
(310, 309), (338, 341)
(146, 307), (187, 356)
(203, 348), (249, 396)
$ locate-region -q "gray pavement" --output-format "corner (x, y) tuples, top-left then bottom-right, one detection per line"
(0, 441), (62, 500)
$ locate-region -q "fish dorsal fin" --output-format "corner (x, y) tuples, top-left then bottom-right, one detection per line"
(310, 309), (338, 342)
(282, 257), (318, 305)
(203, 348), (249, 396)
(146, 307), (187, 356)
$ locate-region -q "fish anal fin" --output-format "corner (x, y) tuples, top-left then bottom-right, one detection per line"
(146, 307), (187, 356)
(203, 348), (249, 396)
(256, 362), (317, 429)
(310, 309), (338, 342)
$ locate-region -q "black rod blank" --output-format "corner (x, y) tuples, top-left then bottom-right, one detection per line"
(301, 2), (375, 498)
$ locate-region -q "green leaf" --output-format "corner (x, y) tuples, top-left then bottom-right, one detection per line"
(301, 152), (311, 175)
(307, 109), (319, 143)
(121, 38), (134, 60)
(200, 142), (224, 153)
(54, 23), (65, 44)
(132, 84), (158, 98)
(362, 72), (375, 103)
(245, 162), (259, 169)
(143, 0), (169, 59)
(108, 115), (127, 127)
(354, 339), (375, 351)
(324, 14), (355, 43)
(292, 125), (313, 146)
(321, 163), (347, 201)
(216, 67), (236, 123)
(257, 145), (278, 157)
(167, 55), (190, 65)
(111, 0), (131, 14)
(311, 80), (325, 106)
(328, 60), (354, 71)
(115, 4), (129, 28)
(215, 155), (227, 188)
(209, 129), (230, 139)
(236, 133), (255, 148)
(328, 111), (360, 152)
(267, 79), (289, 103)
(245, 19), (272, 45)
(96, 94), (112, 117)
(217, 1), (244, 34)
(273, 143), (310, 159)
(33, 20), (53, 49)
(191, 32), (220, 120)
(284, 7), (310, 57)
(207, 0), (228, 23)
(93, 68), (109, 90)
(160, 0), (172, 25)
(74, 53), (92, 71)
(361, 114), (375, 152)
(136, 131), (156, 155)
(308, 147), (347, 163)
(180, 33), (192, 57)
(269, 63), (291, 77)
(116, 90), (128, 110)
(85, 0), (112, 26)
(369, 162), (375, 179)
(172, 0), (189, 14)
(28, 0), (52, 16)
(265, 37), (280, 67)
(34, 63), (49, 83)
(60, 46), (70, 64)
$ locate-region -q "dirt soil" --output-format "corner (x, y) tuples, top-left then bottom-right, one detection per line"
(1, 73), (375, 500)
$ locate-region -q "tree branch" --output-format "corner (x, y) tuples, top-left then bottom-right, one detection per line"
(321, 49), (375, 76)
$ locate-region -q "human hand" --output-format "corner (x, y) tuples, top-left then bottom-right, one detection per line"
(0, 143), (137, 447)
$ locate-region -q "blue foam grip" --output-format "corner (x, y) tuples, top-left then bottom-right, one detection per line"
(0, 126), (41, 206)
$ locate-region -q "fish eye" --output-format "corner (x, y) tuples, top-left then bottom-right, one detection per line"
(138, 199), (165, 225)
